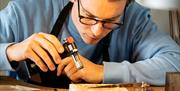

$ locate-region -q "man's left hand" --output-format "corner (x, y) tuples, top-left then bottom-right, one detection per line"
(57, 54), (104, 83)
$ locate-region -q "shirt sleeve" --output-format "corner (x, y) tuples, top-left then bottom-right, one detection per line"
(0, 43), (14, 70)
(103, 2), (180, 85)
(0, 2), (18, 71)
(0, 0), (62, 71)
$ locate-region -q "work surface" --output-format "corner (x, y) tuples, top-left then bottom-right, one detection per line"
(0, 76), (67, 91)
(0, 76), (165, 91)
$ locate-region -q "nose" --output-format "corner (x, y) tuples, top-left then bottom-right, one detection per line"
(91, 23), (104, 37)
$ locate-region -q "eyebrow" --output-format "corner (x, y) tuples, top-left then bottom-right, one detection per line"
(80, 4), (122, 21)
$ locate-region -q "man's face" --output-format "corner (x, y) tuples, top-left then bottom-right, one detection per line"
(71, 0), (127, 44)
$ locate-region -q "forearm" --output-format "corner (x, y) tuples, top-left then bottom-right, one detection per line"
(6, 42), (22, 62)
(0, 43), (14, 70)
(103, 53), (180, 85)
(103, 61), (164, 85)
(103, 61), (132, 84)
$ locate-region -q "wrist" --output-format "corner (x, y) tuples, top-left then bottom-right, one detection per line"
(98, 65), (104, 83)
(6, 43), (16, 62)
(6, 43), (21, 70)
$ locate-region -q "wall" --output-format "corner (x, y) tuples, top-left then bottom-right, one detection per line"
(0, 0), (10, 10)
(151, 9), (170, 33)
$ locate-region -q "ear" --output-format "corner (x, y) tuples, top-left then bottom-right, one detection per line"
(69, 0), (76, 3)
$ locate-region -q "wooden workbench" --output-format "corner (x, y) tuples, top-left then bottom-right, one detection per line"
(0, 76), (165, 91)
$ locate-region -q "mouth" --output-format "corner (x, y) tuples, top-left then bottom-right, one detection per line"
(84, 33), (99, 40)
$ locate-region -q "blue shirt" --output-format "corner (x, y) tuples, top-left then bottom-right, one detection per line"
(0, 0), (180, 85)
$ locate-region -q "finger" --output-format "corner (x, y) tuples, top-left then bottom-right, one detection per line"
(66, 66), (78, 78)
(57, 57), (72, 76)
(31, 41), (55, 71)
(64, 61), (78, 77)
(34, 34), (61, 64)
(69, 71), (82, 83)
(38, 32), (64, 53)
(28, 48), (48, 72)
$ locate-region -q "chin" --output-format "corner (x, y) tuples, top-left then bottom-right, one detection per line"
(83, 38), (100, 45)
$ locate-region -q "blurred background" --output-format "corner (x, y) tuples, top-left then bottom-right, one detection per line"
(0, 0), (9, 10)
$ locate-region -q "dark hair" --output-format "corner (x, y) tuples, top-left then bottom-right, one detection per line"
(108, 0), (133, 2)
(108, 0), (133, 5)
(127, 0), (133, 5)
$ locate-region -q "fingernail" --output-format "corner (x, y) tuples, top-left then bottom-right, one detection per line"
(51, 66), (55, 71)
(59, 48), (64, 53)
(57, 72), (60, 76)
(43, 68), (48, 72)
(56, 58), (61, 64)
(57, 70), (62, 76)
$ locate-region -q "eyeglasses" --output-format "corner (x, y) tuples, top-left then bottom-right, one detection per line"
(77, 0), (124, 30)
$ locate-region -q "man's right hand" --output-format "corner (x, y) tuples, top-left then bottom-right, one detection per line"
(6, 32), (64, 72)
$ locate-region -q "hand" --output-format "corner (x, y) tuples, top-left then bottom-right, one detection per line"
(6, 32), (64, 72)
(57, 54), (104, 83)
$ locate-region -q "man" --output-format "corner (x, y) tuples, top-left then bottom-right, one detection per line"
(0, 0), (179, 87)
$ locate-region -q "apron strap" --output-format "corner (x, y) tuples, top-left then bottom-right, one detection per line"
(50, 2), (73, 36)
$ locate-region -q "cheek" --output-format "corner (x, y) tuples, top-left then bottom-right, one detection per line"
(102, 29), (112, 38)
(71, 15), (91, 37)
(76, 22), (90, 36)
(71, 8), (87, 34)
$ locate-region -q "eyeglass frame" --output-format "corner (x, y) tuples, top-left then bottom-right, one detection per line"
(77, 0), (127, 30)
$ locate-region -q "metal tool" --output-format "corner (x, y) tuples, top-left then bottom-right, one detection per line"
(63, 36), (83, 69)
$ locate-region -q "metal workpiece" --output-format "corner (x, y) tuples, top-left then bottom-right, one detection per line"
(71, 52), (83, 69)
